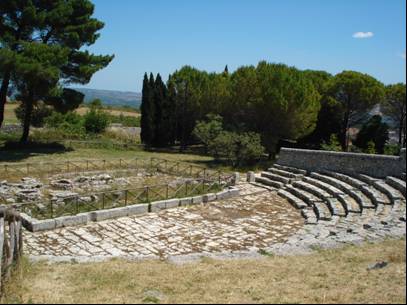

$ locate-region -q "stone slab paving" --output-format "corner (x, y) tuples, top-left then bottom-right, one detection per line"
(24, 183), (305, 261)
(24, 181), (406, 263)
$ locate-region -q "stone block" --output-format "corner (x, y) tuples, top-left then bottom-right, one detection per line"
(93, 207), (129, 222)
(180, 197), (192, 207)
(127, 204), (149, 216)
(216, 190), (230, 200)
(202, 193), (216, 203)
(247, 171), (256, 183)
(150, 199), (180, 212)
(30, 219), (56, 232)
(228, 187), (240, 197)
(191, 195), (203, 205)
(55, 214), (88, 229)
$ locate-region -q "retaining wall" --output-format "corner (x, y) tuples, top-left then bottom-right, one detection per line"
(276, 148), (406, 178)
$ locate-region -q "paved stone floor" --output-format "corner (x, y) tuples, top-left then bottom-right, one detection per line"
(24, 183), (305, 260)
(24, 182), (406, 262)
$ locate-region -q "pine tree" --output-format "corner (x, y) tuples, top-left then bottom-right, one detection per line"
(0, 0), (113, 141)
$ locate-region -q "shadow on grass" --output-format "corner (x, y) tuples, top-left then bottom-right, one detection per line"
(0, 141), (73, 162)
(146, 145), (275, 172)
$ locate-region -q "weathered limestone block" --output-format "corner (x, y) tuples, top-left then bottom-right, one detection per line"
(191, 195), (203, 205)
(179, 197), (192, 207)
(127, 204), (149, 216)
(247, 171), (255, 183)
(150, 199), (180, 212)
(55, 214), (88, 229)
(202, 193), (216, 203)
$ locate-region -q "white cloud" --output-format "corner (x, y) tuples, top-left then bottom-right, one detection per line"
(352, 31), (374, 39)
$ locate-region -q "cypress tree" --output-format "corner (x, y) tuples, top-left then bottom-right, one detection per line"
(140, 73), (150, 144)
(153, 73), (165, 146)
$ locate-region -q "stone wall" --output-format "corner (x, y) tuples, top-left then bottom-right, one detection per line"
(276, 148), (406, 178)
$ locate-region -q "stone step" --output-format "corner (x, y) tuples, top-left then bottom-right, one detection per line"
(323, 172), (378, 208)
(336, 193), (362, 214)
(267, 167), (304, 180)
(261, 172), (291, 184)
(375, 203), (393, 218)
(277, 189), (308, 209)
(302, 177), (354, 215)
(285, 185), (332, 221)
(301, 208), (318, 225)
(292, 181), (346, 217)
(357, 174), (405, 204)
(386, 176), (406, 197)
(254, 176), (284, 189)
(373, 180), (405, 203)
(273, 164), (307, 175)
(310, 173), (366, 211)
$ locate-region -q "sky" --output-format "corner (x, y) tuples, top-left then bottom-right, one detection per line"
(79, 0), (406, 92)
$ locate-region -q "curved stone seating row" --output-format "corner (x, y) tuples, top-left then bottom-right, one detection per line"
(254, 164), (406, 224)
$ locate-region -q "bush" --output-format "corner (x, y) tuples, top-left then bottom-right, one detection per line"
(83, 109), (110, 134)
(321, 134), (342, 151)
(208, 131), (265, 166)
(384, 144), (401, 156)
(45, 111), (83, 128)
(193, 114), (223, 151)
(15, 102), (53, 127)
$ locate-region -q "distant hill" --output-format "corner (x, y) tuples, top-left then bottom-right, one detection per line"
(74, 88), (142, 109)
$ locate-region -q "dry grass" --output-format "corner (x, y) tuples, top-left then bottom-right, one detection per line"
(75, 106), (140, 117)
(3, 239), (406, 304)
(3, 103), (19, 124)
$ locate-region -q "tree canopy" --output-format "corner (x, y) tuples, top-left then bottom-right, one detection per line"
(0, 0), (114, 142)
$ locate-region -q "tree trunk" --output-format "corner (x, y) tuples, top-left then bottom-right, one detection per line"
(0, 71), (11, 128)
(20, 92), (34, 143)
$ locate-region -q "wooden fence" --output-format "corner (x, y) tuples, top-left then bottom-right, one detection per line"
(0, 208), (23, 293)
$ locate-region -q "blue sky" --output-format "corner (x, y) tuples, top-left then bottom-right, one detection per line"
(81, 0), (406, 92)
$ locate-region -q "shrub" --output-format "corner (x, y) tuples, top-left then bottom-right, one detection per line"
(365, 141), (376, 154)
(208, 131), (265, 166)
(193, 114), (223, 151)
(384, 144), (401, 156)
(83, 109), (110, 134)
(321, 134), (342, 151)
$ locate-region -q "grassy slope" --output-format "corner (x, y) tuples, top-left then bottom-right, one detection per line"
(3, 239), (406, 304)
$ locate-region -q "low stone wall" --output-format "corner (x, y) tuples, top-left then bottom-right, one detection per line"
(276, 148), (406, 178)
(19, 186), (240, 232)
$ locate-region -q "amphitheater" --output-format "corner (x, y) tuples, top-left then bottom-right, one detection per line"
(5, 148), (407, 262)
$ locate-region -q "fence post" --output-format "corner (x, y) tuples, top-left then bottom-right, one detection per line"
(124, 190), (128, 206)
(102, 193), (105, 209)
(146, 187), (149, 203)
(50, 200), (54, 219)
(76, 197), (79, 215)
(166, 184), (169, 199)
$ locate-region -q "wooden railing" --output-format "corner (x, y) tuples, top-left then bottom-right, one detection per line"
(0, 208), (23, 293)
